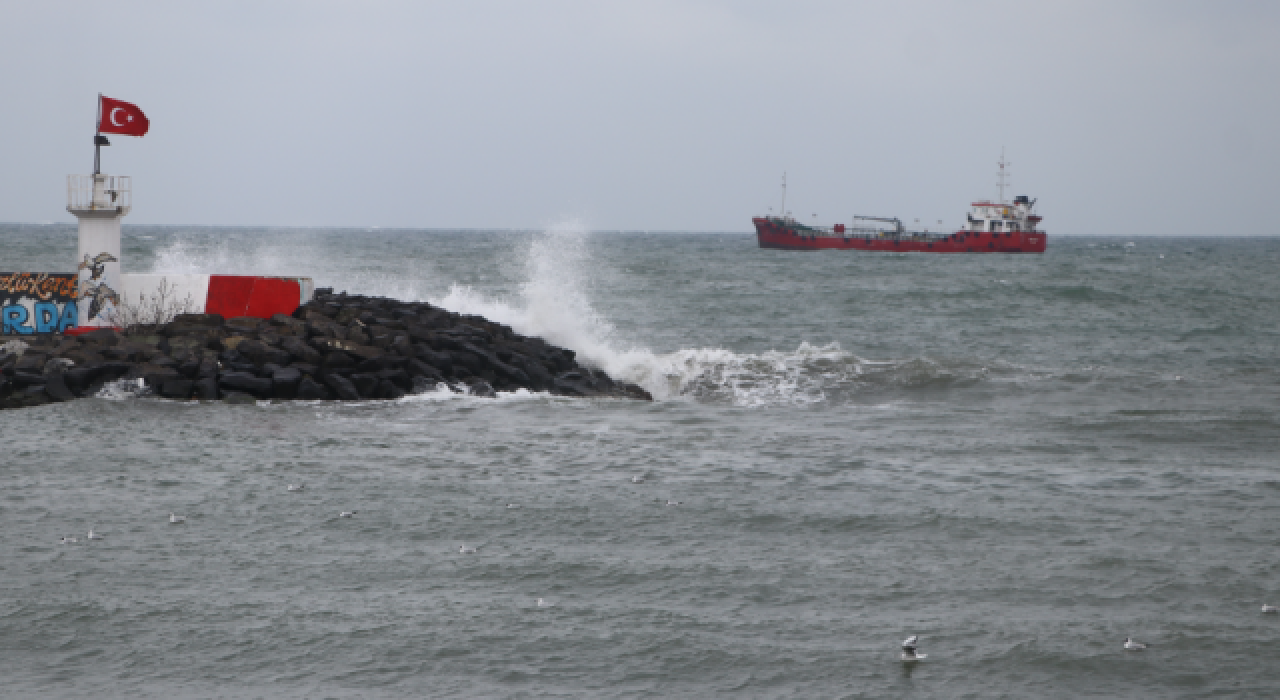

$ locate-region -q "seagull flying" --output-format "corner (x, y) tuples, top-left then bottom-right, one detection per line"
(79, 281), (121, 322)
(1262, 604), (1277, 614)
(77, 252), (118, 281)
(86, 529), (104, 540)
(1123, 637), (1146, 651)
(169, 513), (186, 524)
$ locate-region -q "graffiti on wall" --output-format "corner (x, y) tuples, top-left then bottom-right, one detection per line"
(78, 252), (120, 321)
(1, 273), (78, 335)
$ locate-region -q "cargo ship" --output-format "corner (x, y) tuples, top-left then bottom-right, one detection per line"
(753, 157), (1046, 253)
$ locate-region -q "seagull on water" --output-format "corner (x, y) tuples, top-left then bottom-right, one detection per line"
(666, 500), (682, 506)
(287, 484), (304, 492)
(59, 536), (78, 544)
(506, 503), (520, 509)
(537, 598), (555, 607)
(339, 511), (358, 518)
(901, 635), (925, 661)
(1262, 604), (1277, 614)
(631, 475), (645, 483)
(458, 544), (479, 554)
(86, 529), (104, 540)
(169, 513), (186, 524)
(1123, 637), (1146, 651)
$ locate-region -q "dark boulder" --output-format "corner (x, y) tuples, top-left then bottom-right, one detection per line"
(516, 357), (554, 390)
(282, 337), (322, 365)
(349, 373), (379, 398)
(82, 328), (122, 345)
(263, 347), (291, 366)
(161, 378), (195, 399)
(10, 371), (47, 389)
(177, 358), (201, 379)
(376, 368), (412, 390)
(407, 358), (444, 381)
(198, 358), (218, 378)
(24, 386), (52, 406)
(99, 362), (134, 381)
(171, 313), (224, 327)
(296, 376), (329, 400)
(376, 379), (405, 400)
(354, 356), (392, 373)
(194, 376), (219, 400)
(63, 348), (106, 369)
(222, 391), (256, 405)
(44, 372), (76, 402)
(236, 339), (267, 364)
(390, 334), (413, 356)
(322, 350), (354, 370)
(322, 373), (360, 401)
(166, 336), (211, 356)
(417, 349), (453, 374)
(290, 362), (318, 377)
(553, 370), (590, 396)
(271, 367), (302, 399)
(14, 354), (47, 373)
(219, 371), (273, 398)
(63, 366), (101, 392)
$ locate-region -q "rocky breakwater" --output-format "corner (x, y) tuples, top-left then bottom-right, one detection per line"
(0, 288), (651, 409)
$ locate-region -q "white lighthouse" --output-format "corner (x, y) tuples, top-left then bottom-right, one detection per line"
(67, 172), (130, 327)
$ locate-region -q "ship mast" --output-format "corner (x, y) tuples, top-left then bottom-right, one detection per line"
(780, 172), (787, 219)
(996, 148), (1011, 205)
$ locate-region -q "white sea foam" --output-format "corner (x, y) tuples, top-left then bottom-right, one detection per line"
(95, 378), (152, 401)
(424, 222), (872, 405)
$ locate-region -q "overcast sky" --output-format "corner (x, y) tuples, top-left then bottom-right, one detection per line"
(1, 1), (1277, 234)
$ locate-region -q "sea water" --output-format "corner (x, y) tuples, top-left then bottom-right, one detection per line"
(1, 224), (1279, 697)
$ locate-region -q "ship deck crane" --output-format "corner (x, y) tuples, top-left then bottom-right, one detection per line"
(852, 215), (905, 234)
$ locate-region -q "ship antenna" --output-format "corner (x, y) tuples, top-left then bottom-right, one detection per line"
(996, 147), (1012, 205)
(780, 172), (787, 220)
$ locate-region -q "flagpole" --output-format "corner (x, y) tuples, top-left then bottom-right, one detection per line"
(93, 93), (101, 175)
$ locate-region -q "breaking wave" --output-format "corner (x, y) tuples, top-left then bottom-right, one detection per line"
(425, 222), (976, 405)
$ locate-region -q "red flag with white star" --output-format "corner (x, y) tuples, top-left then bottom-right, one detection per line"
(98, 96), (149, 136)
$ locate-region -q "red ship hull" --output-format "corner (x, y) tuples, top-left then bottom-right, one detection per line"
(753, 218), (1047, 253)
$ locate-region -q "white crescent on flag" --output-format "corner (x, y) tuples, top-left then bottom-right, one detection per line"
(98, 96), (149, 136)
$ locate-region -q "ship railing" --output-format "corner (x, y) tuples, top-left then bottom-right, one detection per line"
(764, 216), (965, 241)
(804, 226), (957, 242)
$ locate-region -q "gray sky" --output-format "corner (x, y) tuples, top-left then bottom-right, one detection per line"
(1, 1), (1277, 234)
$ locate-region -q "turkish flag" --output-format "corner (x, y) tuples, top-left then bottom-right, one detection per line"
(98, 96), (149, 136)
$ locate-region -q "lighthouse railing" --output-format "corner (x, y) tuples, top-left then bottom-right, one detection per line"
(67, 174), (132, 213)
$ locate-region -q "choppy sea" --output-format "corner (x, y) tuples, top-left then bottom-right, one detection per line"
(2, 224), (1279, 698)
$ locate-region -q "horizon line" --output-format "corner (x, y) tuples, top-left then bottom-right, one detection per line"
(1, 222), (1278, 238)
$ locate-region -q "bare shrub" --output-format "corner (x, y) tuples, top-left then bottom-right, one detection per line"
(106, 277), (198, 335)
